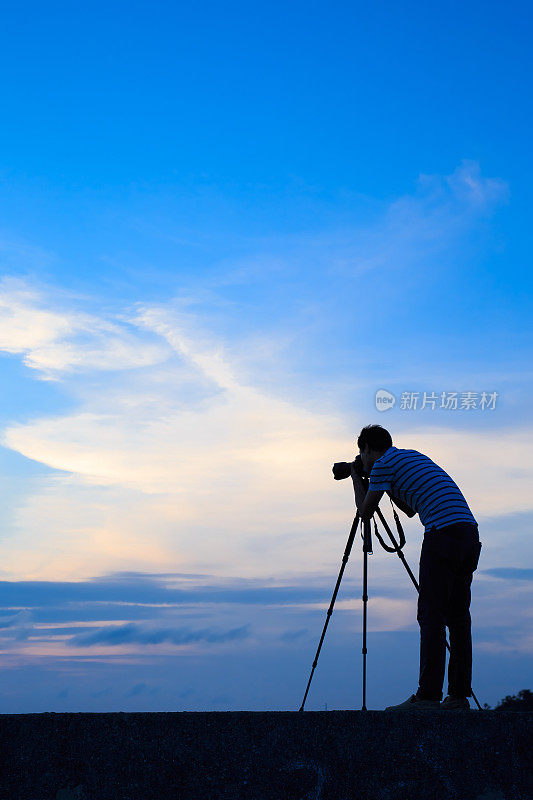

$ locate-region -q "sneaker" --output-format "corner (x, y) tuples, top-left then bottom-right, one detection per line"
(385, 693), (441, 711)
(440, 695), (470, 710)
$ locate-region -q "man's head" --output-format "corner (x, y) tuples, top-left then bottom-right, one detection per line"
(357, 425), (393, 474)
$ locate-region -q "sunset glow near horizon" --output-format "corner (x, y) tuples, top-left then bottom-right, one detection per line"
(0, 0), (531, 712)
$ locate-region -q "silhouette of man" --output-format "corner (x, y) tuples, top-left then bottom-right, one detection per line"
(349, 424), (482, 711)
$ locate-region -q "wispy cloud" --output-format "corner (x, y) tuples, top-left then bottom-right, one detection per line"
(266, 159), (509, 281)
(442, 160), (509, 210)
(279, 628), (309, 642)
(481, 568), (533, 581)
(0, 608), (33, 640)
(0, 573), (334, 609)
(124, 682), (160, 697)
(0, 288), (351, 579)
(67, 622), (250, 647)
(0, 161), (526, 592)
(0, 276), (172, 379)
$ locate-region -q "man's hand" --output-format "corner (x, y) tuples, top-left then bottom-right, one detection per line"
(350, 465), (367, 507)
(350, 463), (384, 519)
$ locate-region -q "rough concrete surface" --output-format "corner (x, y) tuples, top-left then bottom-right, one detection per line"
(0, 710), (531, 800)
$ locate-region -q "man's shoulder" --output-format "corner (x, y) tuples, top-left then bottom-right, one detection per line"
(380, 445), (411, 459)
(389, 446), (427, 455)
(374, 446), (399, 466)
(379, 447), (428, 465)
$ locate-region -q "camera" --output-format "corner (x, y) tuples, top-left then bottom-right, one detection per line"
(332, 455), (367, 480)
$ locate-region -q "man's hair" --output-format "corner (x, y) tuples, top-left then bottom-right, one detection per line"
(357, 425), (393, 453)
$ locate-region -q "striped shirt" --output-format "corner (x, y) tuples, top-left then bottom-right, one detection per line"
(368, 446), (477, 532)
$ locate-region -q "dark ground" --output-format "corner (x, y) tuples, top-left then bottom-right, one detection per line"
(1, 710), (531, 800)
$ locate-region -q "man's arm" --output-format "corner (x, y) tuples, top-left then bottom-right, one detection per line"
(386, 490), (416, 518)
(351, 468), (384, 519)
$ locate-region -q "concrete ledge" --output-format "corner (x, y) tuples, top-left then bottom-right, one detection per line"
(1, 711), (531, 800)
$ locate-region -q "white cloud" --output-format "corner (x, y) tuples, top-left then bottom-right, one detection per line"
(0, 294), (354, 579)
(0, 162), (525, 586)
(390, 159), (509, 233)
(0, 276), (171, 378)
(443, 159), (509, 210)
(300, 160), (510, 281)
(1, 294), (531, 586)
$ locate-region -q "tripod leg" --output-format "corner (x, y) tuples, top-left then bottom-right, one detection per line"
(299, 513), (361, 711)
(362, 525), (368, 710)
(361, 517), (372, 710)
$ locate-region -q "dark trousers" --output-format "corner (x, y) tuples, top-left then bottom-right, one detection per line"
(416, 521), (482, 701)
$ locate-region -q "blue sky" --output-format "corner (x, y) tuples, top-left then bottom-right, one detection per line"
(0, 0), (531, 712)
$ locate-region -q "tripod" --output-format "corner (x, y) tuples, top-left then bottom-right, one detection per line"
(299, 504), (484, 712)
